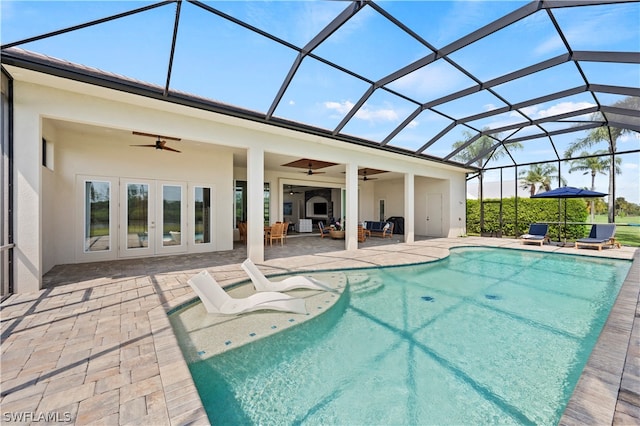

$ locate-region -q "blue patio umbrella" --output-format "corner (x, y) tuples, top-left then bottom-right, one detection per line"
(531, 186), (607, 243)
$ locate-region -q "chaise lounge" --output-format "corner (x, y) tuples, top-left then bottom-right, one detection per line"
(241, 259), (330, 292)
(519, 223), (549, 246)
(187, 270), (307, 315)
(575, 224), (621, 251)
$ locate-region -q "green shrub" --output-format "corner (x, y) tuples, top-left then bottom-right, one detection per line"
(467, 197), (589, 240)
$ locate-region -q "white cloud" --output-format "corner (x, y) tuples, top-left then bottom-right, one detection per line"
(355, 105), (399, 122)
(324, 100), (354, 116)
(531, 101), (596, 119)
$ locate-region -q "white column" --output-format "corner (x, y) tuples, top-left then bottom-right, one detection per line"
(13, 108), (42, 292)
(345, 162), (359, 251)
(246, 147), (264, 263)
(404, 173), (415, 243)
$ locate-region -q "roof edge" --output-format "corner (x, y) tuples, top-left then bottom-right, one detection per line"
(1, 47), (476, 173)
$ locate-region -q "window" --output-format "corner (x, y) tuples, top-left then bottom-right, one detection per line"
(41, 138), (53, 170)
(379, 199), (385, 221)
(194, 186), (211, 244)
(162, 185), (182, 247)
(235, 180), (270, 227)
(84, 180), (111, 252)
(125, 183), (149, 250)
(263, 183), (270, 226)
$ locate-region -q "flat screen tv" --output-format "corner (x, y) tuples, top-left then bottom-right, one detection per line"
(313, 202), (327, 215)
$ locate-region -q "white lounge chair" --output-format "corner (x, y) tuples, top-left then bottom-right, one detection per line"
(187, 270), (307, 315)
(241, 259), (331, 292)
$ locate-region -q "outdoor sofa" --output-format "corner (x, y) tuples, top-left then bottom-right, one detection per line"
(363, 221), (394, 238)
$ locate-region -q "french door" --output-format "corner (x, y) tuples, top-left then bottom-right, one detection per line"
(79, 176), (214, 262)
(119, 179), (186, 257)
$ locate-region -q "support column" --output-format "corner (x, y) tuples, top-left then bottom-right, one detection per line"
(345, 162), (359, 251)
(246, 147), (264, 263)
(404, 173), (415, 243)
(13, 108), (41, 292)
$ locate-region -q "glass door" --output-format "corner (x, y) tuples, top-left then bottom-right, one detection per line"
(120, 180), (155, 257)
(157, 182), (186, 254)
(120, 180), (187, 256)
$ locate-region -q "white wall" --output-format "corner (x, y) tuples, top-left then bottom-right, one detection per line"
(8, 69), (470, 292)
(373, 178), (405, 220)
(43, 125), (234, 269)
(413, 175), (467, 237)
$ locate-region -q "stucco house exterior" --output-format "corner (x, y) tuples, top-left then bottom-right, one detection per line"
(1, 53), (470, 294)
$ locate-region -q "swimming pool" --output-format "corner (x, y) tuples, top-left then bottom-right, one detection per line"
(173, 247), (631, 425)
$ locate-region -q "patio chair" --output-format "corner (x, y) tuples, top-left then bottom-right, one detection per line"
(187, 270), (307, 315)
(238, 221), (247, 245)
(575, 224), (621, 251)
(241, 259), (331, 292)
(358, 225), (367, 243)
(267, 222), (285, 246)
(519, 223), (549, 246)
(318, 221), (331, 238)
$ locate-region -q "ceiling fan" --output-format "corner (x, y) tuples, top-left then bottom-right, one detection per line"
(361, 171), (378, 181)
(301, 162), (325, 175)
(131, 131), (182, 153)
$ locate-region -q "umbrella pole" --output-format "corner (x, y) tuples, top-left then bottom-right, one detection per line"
(564, 199), (567, 245)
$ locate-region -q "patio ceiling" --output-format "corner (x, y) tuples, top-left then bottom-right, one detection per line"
(1, 0), (639, 172)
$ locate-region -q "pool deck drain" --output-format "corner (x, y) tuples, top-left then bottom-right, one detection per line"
(1, 237), (638, 425)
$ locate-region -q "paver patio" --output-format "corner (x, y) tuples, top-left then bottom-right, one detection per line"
(1, 236), (638, 425)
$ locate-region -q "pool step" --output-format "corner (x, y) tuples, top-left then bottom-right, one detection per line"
(347, 272), (384, 295)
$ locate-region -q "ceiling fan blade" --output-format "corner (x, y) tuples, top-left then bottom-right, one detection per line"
(162, 145), (182, 153)
(132, 131), (181, 141)
(155, 140), (181, 153)
(130, 144), (157, 148)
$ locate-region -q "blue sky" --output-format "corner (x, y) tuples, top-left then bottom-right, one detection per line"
(2, 1), (639, 203)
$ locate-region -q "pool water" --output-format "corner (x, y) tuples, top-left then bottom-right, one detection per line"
(180, 247), (631, 425)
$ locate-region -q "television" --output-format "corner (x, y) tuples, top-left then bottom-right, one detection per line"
(313, 202), (327, 215)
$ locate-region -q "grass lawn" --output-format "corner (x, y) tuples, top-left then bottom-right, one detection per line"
(593, 215), (640, 247)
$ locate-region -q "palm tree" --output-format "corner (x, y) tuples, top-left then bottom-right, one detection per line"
(564, 96), (638, 223)
(519, 163), (565, 197)
(453, 129), (521, 199)
(568, 151), (621, 222)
